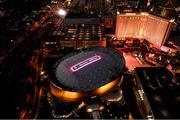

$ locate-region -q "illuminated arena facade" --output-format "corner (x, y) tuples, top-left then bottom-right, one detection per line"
(50, 47), (125, 101)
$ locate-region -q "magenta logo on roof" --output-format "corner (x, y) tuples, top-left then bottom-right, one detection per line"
(70, 55), (102, 72)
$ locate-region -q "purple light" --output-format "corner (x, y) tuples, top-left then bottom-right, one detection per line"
(70, 55), (102, 72)
(160, 45), (170, 52)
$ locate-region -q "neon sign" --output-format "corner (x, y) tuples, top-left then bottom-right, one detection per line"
(70, 55), (101, 72)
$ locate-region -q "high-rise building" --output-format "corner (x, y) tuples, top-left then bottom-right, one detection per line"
(115, 13), (174, 48)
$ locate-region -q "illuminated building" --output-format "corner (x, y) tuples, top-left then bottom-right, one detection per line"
(115, 12), (174, 48)
(49, 46), (125, 102)
(53, 24), (106, 49)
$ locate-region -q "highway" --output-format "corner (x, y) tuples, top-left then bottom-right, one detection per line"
(0, 1), (65, 118)
(0, 1), (62, 62)
(17, 1), (68, 119)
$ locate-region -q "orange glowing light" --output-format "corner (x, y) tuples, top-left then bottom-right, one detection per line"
(50, 79), (120, 102)
(99, 106), (104, 111)
(95, 80), (119, 95)
(78, 102), (85, 109)
(125, 13), (137, 16)
(141, 12), (149, 16)
(87, 108), (93, 113)
(50, 83), (82, 101)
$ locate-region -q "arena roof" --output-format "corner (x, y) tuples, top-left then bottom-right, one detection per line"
(51, 47), (125, 92)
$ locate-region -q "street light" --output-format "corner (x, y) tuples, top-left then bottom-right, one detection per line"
(57, 8), (67, 17)
(117, 11), (120, 15)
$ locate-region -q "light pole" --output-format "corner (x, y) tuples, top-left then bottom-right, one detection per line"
(57, 8), (68, 50)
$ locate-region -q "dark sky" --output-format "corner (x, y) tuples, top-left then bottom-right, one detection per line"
(6, 0), (44, 9)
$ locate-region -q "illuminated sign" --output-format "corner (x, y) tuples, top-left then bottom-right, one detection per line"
(70, 55), (101, 72)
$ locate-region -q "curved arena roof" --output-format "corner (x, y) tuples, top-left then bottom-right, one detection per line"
(51, 47), (125, 92)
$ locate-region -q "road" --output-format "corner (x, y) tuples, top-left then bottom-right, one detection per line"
(18, 1), (68, 119)
(115, 48), (150, 71)
(0, 1), (62, 62)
